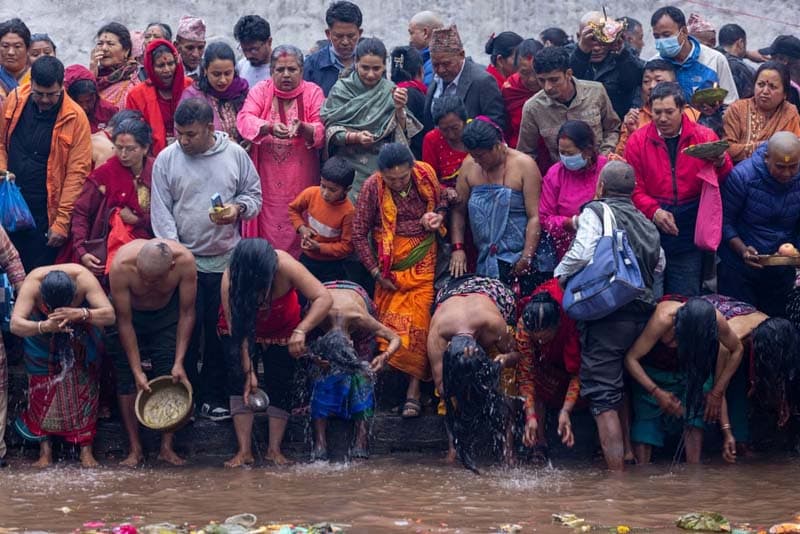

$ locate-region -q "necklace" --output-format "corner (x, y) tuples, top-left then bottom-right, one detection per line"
(398, 180), (413, 198)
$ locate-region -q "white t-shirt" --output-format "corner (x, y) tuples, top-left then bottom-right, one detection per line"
(237, 58), (270, 88)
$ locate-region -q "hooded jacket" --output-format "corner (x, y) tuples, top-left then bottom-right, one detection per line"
(0, 86), (92, 237)
(720, 143), (800, 272)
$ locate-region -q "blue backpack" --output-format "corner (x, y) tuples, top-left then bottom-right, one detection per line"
(562, 202), (645, 321)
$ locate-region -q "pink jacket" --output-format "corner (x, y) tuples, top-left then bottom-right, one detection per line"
(540, 155), (607, 258)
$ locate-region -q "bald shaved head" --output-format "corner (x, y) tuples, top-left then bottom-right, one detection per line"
(411, 11), (443, 29)
(136, 240), (175, 281)
(766, 132), (800, 183)
(579, 11), (606, 30)
(409, 11), (444, 50)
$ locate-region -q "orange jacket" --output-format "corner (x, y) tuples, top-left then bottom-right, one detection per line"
(0, 86), (92, 237)
(126, 77), (193, 155)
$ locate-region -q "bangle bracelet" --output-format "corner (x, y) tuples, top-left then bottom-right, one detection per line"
(649, 384), (659, 395)
(371, 269), (381, 280)
(559, 408), (570, 416)
(721, 423), (732, 430)
(525, 413), (538, 422)
(452, 242), (464, 251)
(292, 328), (305, 336)
(81, 307), (89, 321)
(38, 321), (44, 335)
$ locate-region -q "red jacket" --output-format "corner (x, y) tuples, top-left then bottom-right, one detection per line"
(625, 114), (732, 220)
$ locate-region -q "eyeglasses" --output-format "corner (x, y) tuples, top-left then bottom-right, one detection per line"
(31, 90), (63, 99)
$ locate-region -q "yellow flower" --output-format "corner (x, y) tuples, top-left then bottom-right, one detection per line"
(617, 526), (631, 534)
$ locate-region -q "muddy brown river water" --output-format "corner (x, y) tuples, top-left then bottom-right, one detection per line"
(0, 454), (798, 533)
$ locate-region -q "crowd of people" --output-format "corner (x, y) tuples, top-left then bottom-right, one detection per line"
(0, 2), (799, 472)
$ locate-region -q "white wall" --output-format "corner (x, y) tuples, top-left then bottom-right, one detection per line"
(5, 0), (798, 67)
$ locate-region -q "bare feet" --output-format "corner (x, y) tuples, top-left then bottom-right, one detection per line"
(33, 441), (52, 468)
(80, 447), (100, 468)
(119, 450), (144, 467)
(224, 451), (255, 468)
(265, 449), (293, 466)
(157, 448), (186, 466)
(32, 455), (52, 468)
(445, 447), (458, 464)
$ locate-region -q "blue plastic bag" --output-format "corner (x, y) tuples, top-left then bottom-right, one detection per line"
(0, 173), (36, 232)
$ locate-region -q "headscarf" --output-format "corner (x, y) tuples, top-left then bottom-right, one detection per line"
(144, 39), (187, 103)
(96, 59), (139, 92)
(64, 64), (119, 132)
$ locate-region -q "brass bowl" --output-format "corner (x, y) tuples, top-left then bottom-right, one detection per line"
(683, 141), (730, 159)
(756, 254), (800, 266)
(135, 376), (193, 432)
(691, 87), (729, 107)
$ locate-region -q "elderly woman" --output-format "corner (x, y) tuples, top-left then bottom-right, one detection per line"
(236, 44), (325, 258)
(422, 95), (468, 191)
(723, 61), (800, 163)
(126, 39), (192, 156)
(91, 22), (140, 109)
(28, 33), (56, 63)
(352, 143), (445, 418)
(65, 64), (119, 134)
(322, 37), (423, 202)
(540, 120), (607, 259)
(71, 119), (154, 278)
(179, 42), (249, 145)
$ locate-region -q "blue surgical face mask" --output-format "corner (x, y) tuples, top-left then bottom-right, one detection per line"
(560, 152), (587, 171)
(656, 34), (683, 58)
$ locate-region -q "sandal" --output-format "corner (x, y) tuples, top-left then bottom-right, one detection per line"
(349, 447), (369, 460)
(401, 398), (422, 418)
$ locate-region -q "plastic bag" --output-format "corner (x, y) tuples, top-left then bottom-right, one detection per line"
(0, 173), (36, 232)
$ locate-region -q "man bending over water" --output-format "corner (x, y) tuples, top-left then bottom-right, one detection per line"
(109, 239), (197, 466)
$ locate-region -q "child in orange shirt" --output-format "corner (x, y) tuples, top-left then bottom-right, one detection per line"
(288, 156), (355, 282)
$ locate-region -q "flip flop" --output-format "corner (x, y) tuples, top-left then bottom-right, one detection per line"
(401, 398), (422, 418)
(349, 447), (369, 460)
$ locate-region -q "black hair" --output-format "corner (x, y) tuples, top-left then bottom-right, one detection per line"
(432, 95), (467, 125)
(0, 18), (31, 48)
(644, 59), (676, 74)
(112, 117), (153, 148)
(198, 42), (245, 111)
(539, 27), (570, 47)
(755, 60), (791, 97)
(557, 120), (596, 153)
(150, 43), (174, 64)
(174, 97), (214, 126)
(308, 329), (367, 376)
(620, 17), (642, 33)
(752, 318), (799, 419)
(377, 143), (414, 170)
(30, 33), (56, 52)
(649, 81), (686, 108)
(356, 37), (387, 62)
(484, 31), (523, 65)
(40, 270), (77, 374)
(599, 161), (636, 197)
(67, 79), (96, 100)
(108, 109), (143, 129)
(390, 46), (422, 83)
(674, 298), (718, 423)
(522, 293), (561, 332)
(442, 335), (508, 474)
(651, 6), (687, 28)
(718, 24), (746, 47)
(533, 46), (570, 74)
(96, 22), (132, 55)
(229, 238), (279, 357)
(233, 15), (271, 43)
(325, 1), (363, 28)
(462, 118), (503, 150)
(30, 55), (64, 87)
(145, 22), (173, 41)
(270, 45), (305, 68)
(321, 155), (355, 188)
(514, 38), (544, 67)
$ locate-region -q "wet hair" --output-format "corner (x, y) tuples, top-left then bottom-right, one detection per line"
(432, 95), (467, 125)
(96, 22), (132, 55)
(522, 293), (561, 332)
(752, 318), (799, 417)
(539, 27), (570, 47)
(112, 118), (153, 148)
(644, 59), (676, 74)
(145, 22), (172, 41)
(0, 18), (31, 48)
(651, 6), (686, 29)
(462, 118), (503, 150)
(621, 17), (642, 34)
(485, 31), (523, 65)
(40, 270), (77, 371)
(67, 79), (97, 100)
(674, 298), (718, 423)
(320, 155), (355, 188)
(514, 38), (544, 67)
(308, 329), (366, 376)
(533, 46), (570, 74)
(30, 33), (56, 53)
(325, 1), (363, 28)
(108, 109), (143, 129)
(442, 335), (508, 474)
(174, 98), (214, 126)
(229, 238), (279, 356)
(649, 81), (686, 108)
(30, 55), (64, 87)
(270, 44), (305, 69)
(755, 60), (791, 97)
(390, 46), (423, 83)
(599, 160), (636, 197)
(718, 24), (745, 47)
(377, 143), (414, 171)
(557, 120), (596, 153)
(233, 15), (270, 43)
(356, 37), (387, 62)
